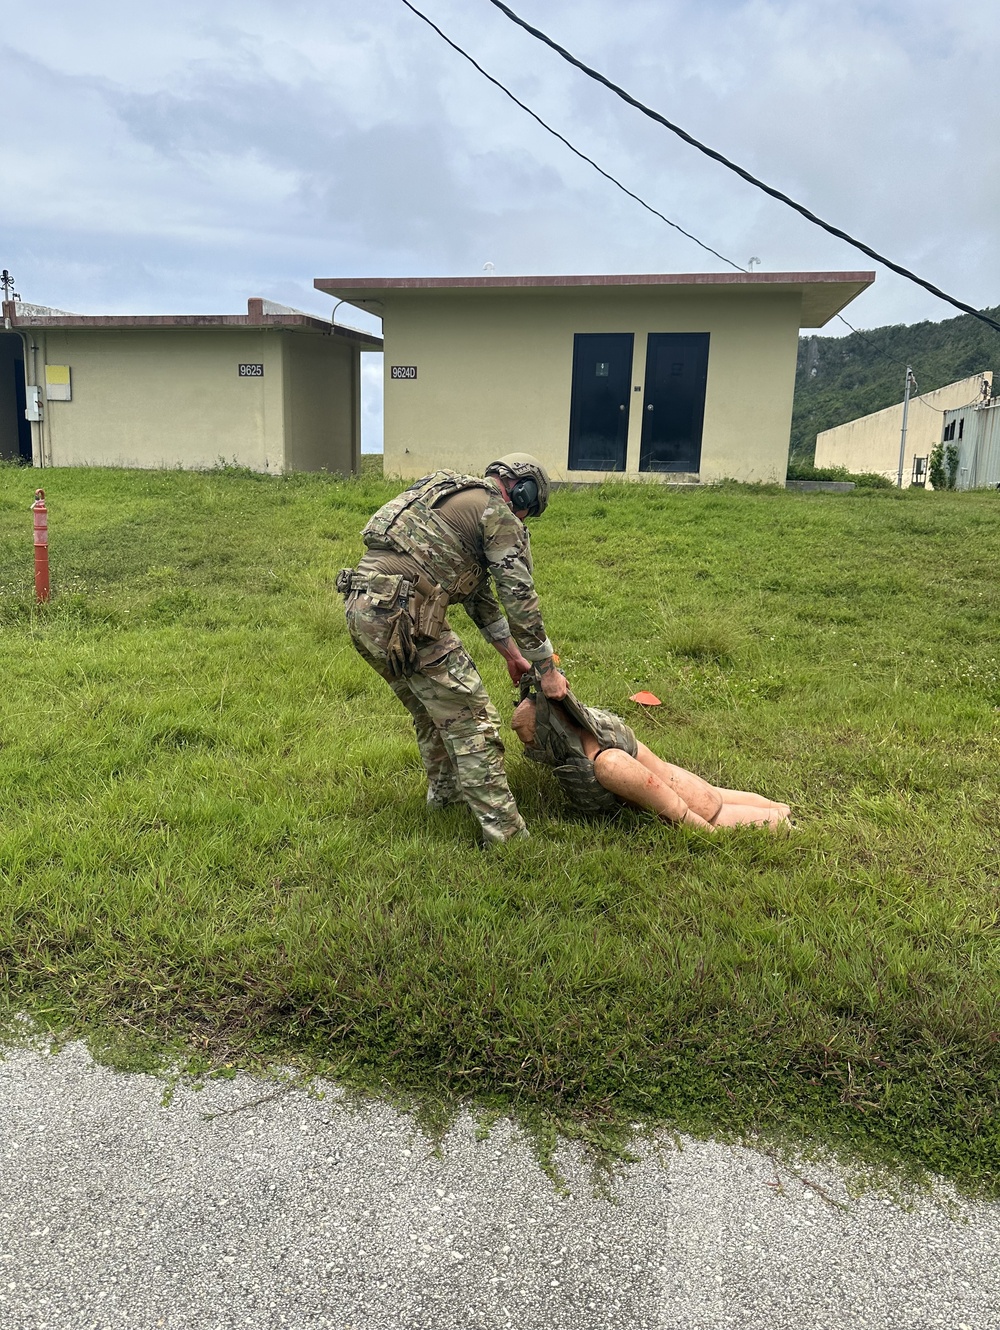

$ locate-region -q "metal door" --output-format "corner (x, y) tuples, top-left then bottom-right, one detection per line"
(639, 333), (710, 473)
(567, 333), (633, 471)
(14, 358), (32, 461)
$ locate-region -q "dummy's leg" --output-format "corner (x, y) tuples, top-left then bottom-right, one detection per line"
(715, 787), (791, 817)
(594, 750), (789, 830)
(631, 742), (724, 822)
(711, 802), (790, 829)
(632, 743), (790, 822)
(592, 750), (714, 829)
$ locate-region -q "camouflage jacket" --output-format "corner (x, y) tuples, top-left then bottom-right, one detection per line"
(361, 470), (555, 661)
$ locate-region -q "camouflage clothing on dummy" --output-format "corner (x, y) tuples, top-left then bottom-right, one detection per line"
(340, 470), (559, 844)
(519, 676), (638, 816)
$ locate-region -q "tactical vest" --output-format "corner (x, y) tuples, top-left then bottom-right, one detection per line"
(522, 688), (638, 816)
(362, 470), (494, 598)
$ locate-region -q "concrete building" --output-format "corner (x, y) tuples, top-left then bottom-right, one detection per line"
(941, 396), (1000, 489)
(814, 372), (992, 487)
(0, 298), (381, 474)
(314, 271), (874, 485)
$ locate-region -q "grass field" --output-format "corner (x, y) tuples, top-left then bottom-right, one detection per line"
(1, 462), (998, 1192)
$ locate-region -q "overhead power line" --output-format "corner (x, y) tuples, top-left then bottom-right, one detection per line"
(485, 0), (1000, 338)
(400, 0), (991, 394)
(399, 0), (743, 271)
(400, 1), (883, 350)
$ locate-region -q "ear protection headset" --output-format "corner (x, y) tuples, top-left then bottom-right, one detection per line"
(508, 475), (540, 516)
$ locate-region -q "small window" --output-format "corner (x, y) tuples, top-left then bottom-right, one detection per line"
(958, 418), (964, 439)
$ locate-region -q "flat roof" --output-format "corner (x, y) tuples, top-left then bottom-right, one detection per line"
(2, 297), (383, 349)
(314, 270), (875, 328)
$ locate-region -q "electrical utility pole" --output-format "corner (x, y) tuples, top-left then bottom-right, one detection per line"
(896, 366), (917, 488)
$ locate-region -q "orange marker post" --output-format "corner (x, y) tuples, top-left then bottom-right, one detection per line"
(32, 488), (50, 602)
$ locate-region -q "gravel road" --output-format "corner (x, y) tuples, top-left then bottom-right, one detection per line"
(0, 1039), (997, 1329)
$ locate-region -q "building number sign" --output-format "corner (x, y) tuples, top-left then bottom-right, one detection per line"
(239, 363), (264, 377)
(391, 365), (418, 380)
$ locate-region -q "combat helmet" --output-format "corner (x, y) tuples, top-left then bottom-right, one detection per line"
(484, 452), (551, 517)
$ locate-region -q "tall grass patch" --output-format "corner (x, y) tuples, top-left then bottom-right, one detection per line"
(1, 464), (998, 1191)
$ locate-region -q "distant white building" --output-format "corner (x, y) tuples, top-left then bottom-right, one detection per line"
(814, 372), (992, 487)
(941, 397), (1000, 489)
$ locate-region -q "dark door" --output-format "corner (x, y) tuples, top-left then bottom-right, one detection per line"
(14, 360), (32, 461)
(567, 333), (633, 471)
(639, 333), (710, 473)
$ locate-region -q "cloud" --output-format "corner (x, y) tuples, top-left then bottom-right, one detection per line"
(2, 0), (1000, 449)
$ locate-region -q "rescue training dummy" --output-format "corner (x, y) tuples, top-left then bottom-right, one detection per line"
(338, 455), (569, 846)
(512, 675), (791, 831)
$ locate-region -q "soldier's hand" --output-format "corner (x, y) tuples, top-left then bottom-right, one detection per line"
(539, 666), (568, 700)
(504, 652), (532, 684)
(494, 638), (533, 684)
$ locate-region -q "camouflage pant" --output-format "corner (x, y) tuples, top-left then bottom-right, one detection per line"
(345, 586), (526, 843)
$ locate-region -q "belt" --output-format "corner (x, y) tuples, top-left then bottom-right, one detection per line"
(337, 568), (413, 598)
(337, 566), (440, 598)
(339, 566), (451, 644)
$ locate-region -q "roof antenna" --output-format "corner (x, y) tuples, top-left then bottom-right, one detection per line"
(1, 269), (21, 301)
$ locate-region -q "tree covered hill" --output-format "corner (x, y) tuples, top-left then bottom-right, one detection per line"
(790, 304), (1000, 463)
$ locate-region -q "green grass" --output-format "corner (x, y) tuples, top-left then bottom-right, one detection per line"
(1, 463), (998, 1191)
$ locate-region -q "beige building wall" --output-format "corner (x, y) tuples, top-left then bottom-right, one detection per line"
(0, 333), (22, 460)
(379, 288), (803, 485)
(814, 372), (992, 486)
(36, 328), (284, 471)
(27, 327), (364, 474)
(282, 333), (359, 474)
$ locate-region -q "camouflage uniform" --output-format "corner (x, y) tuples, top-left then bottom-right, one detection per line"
(341, 471), (558, 844)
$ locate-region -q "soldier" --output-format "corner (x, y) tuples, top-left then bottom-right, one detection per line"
(337, 454), (568, 845)
(511, 679), (791, 830)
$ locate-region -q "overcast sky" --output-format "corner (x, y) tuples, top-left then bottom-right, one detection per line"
(3, 0), (997, 448)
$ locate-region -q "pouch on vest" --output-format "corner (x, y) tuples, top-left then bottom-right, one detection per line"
(366, 572), (408, 608)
